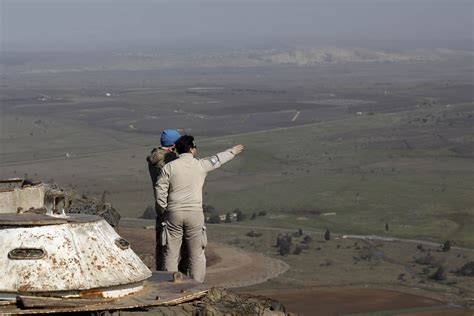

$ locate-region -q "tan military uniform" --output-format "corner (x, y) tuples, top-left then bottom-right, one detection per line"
(156, 149), (235, 282)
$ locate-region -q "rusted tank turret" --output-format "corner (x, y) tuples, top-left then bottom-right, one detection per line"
(0, 179), (209, 314)
(0, 213), (151, 300)
(0, 179), (284, 314)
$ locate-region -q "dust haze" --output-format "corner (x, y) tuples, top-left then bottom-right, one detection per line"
(2, 0), (473, 52)
(1, 0), (474, 315)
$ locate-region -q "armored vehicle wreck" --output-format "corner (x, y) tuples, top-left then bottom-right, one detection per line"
(0, 213), (151, 300)
(0, 179), (287, 315)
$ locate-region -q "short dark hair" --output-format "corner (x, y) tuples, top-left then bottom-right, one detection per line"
(175, 135), (195, 154)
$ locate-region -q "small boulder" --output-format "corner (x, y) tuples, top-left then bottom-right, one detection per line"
(457, 262), (474, 277)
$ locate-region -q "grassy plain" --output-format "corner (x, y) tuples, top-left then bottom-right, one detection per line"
(204, 224), (474, 305)
(1, 52), (473, 314)
(1, 59), (473, 247)
(201, 102), (474, 246)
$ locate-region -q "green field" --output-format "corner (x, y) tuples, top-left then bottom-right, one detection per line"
(1, 99), (472, 247)
(199, 102), (474, 246)
(1, 60), (473, 247)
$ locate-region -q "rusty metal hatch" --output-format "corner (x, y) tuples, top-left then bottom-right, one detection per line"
(8, 248), (45, 260)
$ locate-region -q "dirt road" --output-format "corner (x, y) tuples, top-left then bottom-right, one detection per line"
(118, 226), (289, 288)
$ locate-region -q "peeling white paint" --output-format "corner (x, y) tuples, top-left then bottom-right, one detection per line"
(0, 215), (151, 297)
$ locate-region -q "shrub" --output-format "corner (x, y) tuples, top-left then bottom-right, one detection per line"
(236, 212), (246, 222)
(207, 213), (221, 224)
(258, 210), (267, 216)
(203, 204), (216, 214)
(415, 254), (437, 266)
(246, 230), (262, 238)
(278, 235), (292, 256)
(276, 234), (282, 247)
(279, 241), (291, 256)
(141, 205), (156, 219)
(299, 244), (309, 250)
(442, 240), (451, 252)
(456, 261), (474, 277)
(324, 229), (331, 241)
(293, 246), (302, 255)
(431, 266), (447, 281)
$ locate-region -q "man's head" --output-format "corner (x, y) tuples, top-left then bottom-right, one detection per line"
(175, 135), (197, 156)
(160, 129), (181, 147)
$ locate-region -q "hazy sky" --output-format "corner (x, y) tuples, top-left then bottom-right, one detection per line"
(1, 0), (472, 52)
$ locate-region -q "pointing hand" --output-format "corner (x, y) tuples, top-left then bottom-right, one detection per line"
(231, 144), (244, 155)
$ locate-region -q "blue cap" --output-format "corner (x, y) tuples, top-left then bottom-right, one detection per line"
(160, 129), (181, 146)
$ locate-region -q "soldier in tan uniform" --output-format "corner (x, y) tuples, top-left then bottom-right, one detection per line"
(146, 129), (187, 271)
(157, 135), (243, 282)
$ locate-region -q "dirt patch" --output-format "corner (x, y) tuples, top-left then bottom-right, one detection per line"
(119, 226), (289, 288)
(244, 287), (471, 316)
(204, 243), (289, 288)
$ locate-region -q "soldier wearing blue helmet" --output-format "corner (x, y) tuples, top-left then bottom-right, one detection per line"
(147, 129), (188, 272)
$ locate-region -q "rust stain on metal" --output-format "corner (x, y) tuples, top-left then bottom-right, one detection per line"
(17, 282), (34, 292)
(79, 289), (105, 299)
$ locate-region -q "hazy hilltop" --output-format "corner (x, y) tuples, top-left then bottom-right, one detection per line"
(1, 46), (472, 76)
(258, 47), (472, 65)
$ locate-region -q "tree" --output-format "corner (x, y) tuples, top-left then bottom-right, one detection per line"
(279, 236), (292, 256)
(250, 212), (257, 220)
(236, 211), (246, 222)
(225, 212), (232, 223)
(324, 229), (331, 241)
(276, 234), (283, 247)
(442, 240), (451, 252)
(258, 210), (267, 216)
(208, 213), (221, 224)
(298, 228), (304, 236)
(303, 235), (312, 244)
(141, 205), (156, 219)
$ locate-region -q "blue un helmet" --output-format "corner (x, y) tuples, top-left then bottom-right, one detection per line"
(160, 129), (181, 147)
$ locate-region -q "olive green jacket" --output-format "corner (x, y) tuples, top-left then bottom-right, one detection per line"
(147, 147), (178, 213)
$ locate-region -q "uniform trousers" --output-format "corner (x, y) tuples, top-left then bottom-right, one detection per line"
(162, 211), (207, 282)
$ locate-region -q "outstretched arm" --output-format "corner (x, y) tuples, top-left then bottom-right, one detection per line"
(200, 144), (244, 172)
